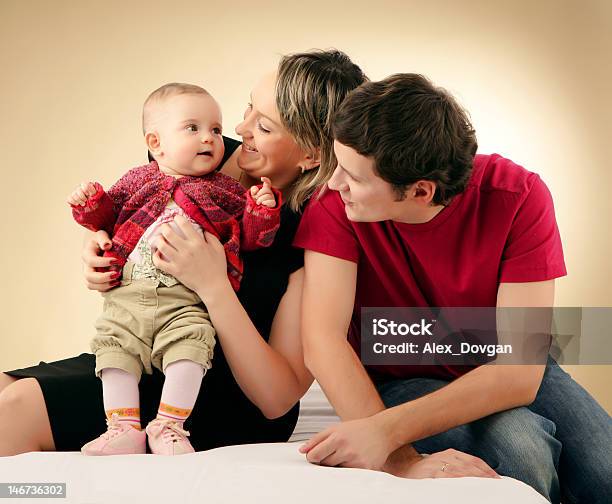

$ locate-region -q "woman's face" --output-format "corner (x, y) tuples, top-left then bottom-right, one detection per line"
(235, 71), (306, 189)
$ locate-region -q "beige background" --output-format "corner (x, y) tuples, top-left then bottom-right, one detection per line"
(1, 0), (610, 412)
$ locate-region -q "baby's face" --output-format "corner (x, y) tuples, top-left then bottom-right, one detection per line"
(153, 94), (225, 177)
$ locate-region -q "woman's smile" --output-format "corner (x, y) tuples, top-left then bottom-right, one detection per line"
(242, 142), (258, 153)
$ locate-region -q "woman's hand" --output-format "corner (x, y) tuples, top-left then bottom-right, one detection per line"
(152, 214), (231, 299)
(81, 230), (119, 292)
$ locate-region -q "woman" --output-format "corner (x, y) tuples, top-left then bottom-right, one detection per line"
(0, 49), (368, 455)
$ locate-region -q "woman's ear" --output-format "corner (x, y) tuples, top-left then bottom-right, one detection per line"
(145, 131), (162, 157)
(300, 147), (321, 172)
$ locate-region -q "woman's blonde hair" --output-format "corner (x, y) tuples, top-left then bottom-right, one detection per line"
(275, 50), (368, 211)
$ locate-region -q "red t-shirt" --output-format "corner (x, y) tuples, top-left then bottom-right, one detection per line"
(293, 154), (567, 382)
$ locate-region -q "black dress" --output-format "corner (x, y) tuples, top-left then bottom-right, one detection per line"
(5, 137), (303, 451)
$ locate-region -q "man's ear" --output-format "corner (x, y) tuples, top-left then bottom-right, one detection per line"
(300, 147), (321, 172)
(412, 180), (437, 203)
(145, 131), (162, 156)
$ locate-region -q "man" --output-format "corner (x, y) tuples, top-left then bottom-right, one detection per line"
(294, 74), (611, 503)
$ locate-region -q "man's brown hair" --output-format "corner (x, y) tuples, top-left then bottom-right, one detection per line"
(332, 74), (478, 205)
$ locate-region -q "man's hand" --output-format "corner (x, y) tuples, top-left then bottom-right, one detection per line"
(387, 448), (500, 479)
(250, 176), (276, 208)
(299, 414), (499, 479)
(299, 415), (396, 470)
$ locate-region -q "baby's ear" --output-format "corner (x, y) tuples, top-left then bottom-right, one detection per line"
(145, 131), (161, 155)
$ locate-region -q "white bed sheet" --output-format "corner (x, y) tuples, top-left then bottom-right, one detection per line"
(0, 382), (546, 503)
(0, 442), (546, 504)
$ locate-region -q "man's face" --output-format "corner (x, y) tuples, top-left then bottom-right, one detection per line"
(328, 140), (408, 222)
(154, 93), (225, 177)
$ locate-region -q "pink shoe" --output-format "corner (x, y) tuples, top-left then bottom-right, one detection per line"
(145, 418), (195, 455)
(81, 413), (146, 456)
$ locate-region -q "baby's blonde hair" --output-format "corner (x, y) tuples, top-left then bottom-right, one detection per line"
(142, 82), (210, 134)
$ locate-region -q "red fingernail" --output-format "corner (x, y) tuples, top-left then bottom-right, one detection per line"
(111, 272), (121, 279)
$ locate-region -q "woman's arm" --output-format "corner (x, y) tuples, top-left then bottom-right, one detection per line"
(202, 268), (313, 419)
(153, 215), (313, 419)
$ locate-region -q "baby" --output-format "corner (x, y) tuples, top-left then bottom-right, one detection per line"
(67, 83), (280, 456)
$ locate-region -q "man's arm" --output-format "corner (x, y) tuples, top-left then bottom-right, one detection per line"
(302, 250), (421, 469)
(301, 250), (385, 420)
(377, 280), (553, 451)
(300, 248), (520, 475)
(301, 279), (553, 474)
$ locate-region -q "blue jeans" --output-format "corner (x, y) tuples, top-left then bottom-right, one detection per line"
(376, 357), (612, 503)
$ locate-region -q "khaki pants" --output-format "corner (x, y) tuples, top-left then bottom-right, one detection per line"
(91, 261), (216, 380)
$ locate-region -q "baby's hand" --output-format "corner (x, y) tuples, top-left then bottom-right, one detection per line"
(67, 182), (98, 207)
(250, 177), (276, 208)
